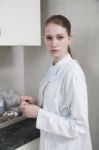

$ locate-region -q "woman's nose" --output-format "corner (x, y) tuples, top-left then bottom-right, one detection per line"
(51, 38), (58, 47)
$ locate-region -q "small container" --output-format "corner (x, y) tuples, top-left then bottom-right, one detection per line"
(3, 110), (18, 118)
(0, 96), (5, 114)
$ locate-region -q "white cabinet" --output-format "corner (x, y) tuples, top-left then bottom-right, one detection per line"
(0, 0), (41, 45)
(15, 138), (40, 150)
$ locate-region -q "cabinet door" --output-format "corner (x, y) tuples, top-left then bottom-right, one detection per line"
(16, 138), (40, 150)
(0, 0), (41, 45)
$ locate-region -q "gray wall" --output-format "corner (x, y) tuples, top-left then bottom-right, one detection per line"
(0, 46), (24, 95)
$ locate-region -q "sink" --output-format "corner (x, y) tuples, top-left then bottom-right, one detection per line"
(0, 113), (26, 129)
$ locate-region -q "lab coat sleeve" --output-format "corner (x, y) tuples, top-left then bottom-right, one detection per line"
(36, 68), (89, 139)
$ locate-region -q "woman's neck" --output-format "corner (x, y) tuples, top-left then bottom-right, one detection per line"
(53, 52), (68, 65)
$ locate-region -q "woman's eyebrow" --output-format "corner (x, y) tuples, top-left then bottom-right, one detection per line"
(56, 33), (65, 36)
(46, 33), (65, 36)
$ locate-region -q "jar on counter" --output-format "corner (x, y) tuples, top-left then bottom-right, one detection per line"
(0, 96), (5, 114)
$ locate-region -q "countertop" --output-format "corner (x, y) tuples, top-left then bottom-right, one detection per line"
(0, 118), (40, 150)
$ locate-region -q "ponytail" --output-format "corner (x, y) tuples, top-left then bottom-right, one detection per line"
(68, 46), (72, 57)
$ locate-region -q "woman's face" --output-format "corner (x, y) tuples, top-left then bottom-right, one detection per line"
(44, 23), (72, 63)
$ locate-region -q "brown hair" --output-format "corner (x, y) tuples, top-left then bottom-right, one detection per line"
(45, 15), (72, 57)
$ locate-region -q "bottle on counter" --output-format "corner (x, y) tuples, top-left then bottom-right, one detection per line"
(0, 96), (5, 114)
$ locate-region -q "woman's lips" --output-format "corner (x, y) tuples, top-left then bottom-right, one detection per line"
(51, 49), (59, 53)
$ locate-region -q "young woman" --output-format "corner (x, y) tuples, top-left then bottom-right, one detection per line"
(20, 15), (92, 150)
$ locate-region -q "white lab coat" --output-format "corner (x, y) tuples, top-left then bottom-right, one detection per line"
(36, 54), (92, 150)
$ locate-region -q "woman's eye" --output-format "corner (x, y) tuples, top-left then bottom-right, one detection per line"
(57, 36), (64, 40)
(46, 36), (52, 40)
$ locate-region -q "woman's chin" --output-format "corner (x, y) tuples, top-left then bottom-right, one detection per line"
(51, 52), (60, 57)
(52, 54), (60, 59)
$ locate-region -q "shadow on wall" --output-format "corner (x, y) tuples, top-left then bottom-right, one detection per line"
(0, 46), (14, 68)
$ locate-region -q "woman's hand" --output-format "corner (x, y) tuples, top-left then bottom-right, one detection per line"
(20, 96), (37, 105)
(20, 95), (39, 118)
(20, 102), (39, 118)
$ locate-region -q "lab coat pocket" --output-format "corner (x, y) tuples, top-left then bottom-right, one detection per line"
(59, 105), (71, 118)
(59, 97), (71, 117)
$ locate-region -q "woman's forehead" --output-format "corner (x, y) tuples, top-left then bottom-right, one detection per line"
(45, 23), (67, 35)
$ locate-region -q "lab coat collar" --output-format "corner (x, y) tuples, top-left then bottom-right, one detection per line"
(45, 53), (72, 81)
(52, 53), (71, 67)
